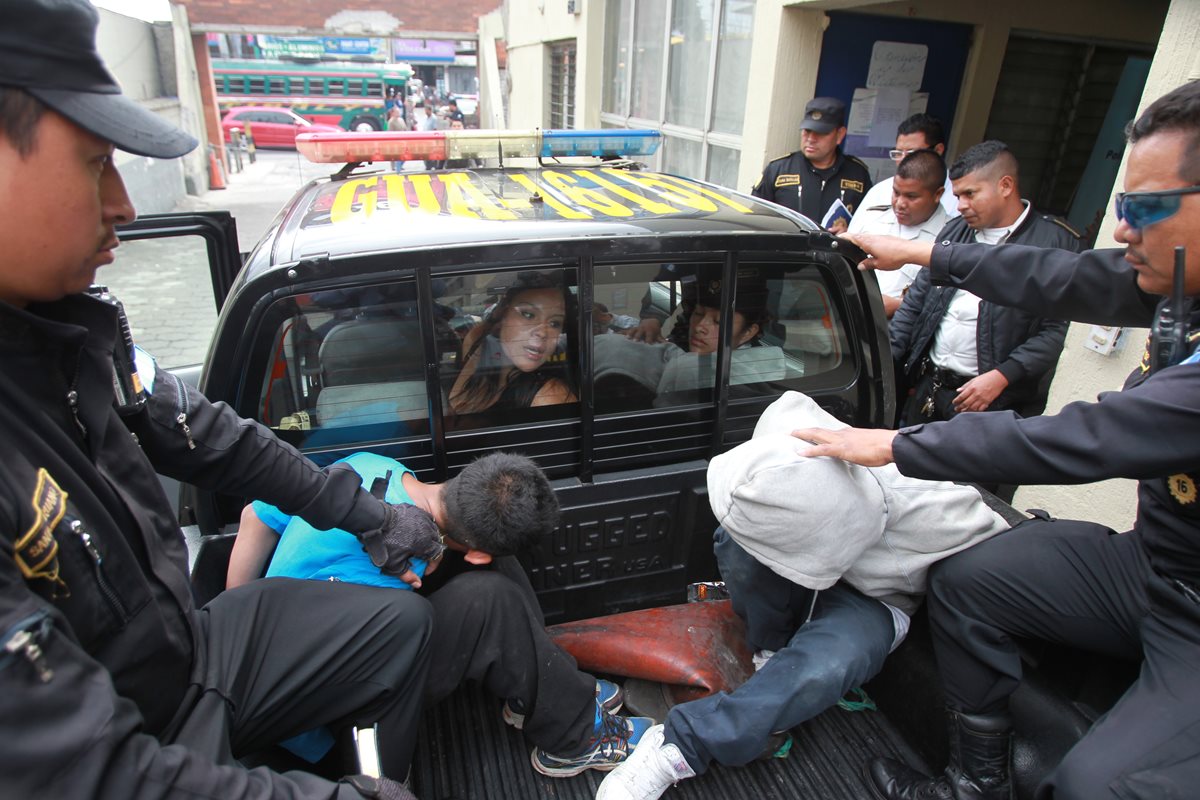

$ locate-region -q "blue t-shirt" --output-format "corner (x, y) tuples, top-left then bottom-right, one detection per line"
(253, 451), (427, 761)
(255, 451), (427, 588)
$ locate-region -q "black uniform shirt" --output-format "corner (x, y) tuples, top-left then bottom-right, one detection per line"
(890, 243), (1200, 588)
(751, 149), (872, 226)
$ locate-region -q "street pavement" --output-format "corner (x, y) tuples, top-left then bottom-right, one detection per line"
(100, 150), (335, 369)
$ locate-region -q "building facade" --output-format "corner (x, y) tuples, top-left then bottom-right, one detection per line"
(496, 0), (1196, 530)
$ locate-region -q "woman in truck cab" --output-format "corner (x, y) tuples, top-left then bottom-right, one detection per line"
(683, 289), (768, 355)
(448, 270), (578, 414)
(653, 278), (781, 399)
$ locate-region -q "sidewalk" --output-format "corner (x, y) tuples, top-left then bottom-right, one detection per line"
(175, 149), (334, 251)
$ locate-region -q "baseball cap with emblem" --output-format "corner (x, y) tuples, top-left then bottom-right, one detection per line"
(799, 97), (847, 134)
(0, 0), (198, 158)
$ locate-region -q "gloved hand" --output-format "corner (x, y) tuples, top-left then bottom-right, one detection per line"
(357, 502), (446, 578)
(343, 774), (418, 800)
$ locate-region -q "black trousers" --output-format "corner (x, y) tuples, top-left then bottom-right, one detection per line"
(175, 578), (432, 784)
(422, 556), (598, 757)
(927, 518), (1200, 798)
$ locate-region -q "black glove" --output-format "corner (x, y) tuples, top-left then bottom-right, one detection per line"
(342, 774), (417, 800)
(357, 502), (446, 577)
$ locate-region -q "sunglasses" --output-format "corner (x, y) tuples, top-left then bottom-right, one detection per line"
(1113, 185), (1200, 230)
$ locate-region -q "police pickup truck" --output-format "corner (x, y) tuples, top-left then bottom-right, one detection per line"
(117, 129), (1133, 799)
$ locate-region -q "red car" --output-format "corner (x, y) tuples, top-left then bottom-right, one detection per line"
(220, 106), (343, 149)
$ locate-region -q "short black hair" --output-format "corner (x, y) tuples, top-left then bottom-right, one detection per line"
(897, 149), (947, 192)
(1127, 80), (1200, 183)
(949, 140), (1018, 183)
(896, 113), (945, 149)
(441, 452), (559, 556)
(0, 87), (45, 157)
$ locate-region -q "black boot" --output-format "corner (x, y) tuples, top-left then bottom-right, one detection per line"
(867, 709), (1013, 800)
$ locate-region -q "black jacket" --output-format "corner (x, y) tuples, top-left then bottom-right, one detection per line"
(889, 211), (1081, 410)
(751, 149), (872, 226)
(0, 294), (385, 798)
(894, 241), (1200, 590)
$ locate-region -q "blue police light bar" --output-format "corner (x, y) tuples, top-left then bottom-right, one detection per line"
(540, 129), (661, 158)
(297, 128), (662, 164)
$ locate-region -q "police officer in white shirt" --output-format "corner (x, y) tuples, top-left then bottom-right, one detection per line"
(855, 113), (958, 221)
(848, 150), (950, 318)
(888, 141), (1079, 453)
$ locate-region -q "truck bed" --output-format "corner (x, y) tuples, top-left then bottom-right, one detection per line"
(410, 681), (928, 799)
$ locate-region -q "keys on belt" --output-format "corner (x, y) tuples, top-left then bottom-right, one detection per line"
(919, 361), (972, 417)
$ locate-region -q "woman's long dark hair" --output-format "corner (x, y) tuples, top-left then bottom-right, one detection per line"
(451, 270), (578, 413)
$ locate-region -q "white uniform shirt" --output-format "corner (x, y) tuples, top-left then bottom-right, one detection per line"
(929, 202), (1032, 376)
(848, 201), (950, 300)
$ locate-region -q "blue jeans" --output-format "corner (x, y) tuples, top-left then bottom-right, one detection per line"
(664, 527), (895, 773)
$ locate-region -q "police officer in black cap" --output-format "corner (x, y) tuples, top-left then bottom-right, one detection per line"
(0, 2), (441, 798)
(752, 97), (873, 232)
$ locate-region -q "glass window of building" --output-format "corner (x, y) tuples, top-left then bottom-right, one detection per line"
(601, 0), (755, 189)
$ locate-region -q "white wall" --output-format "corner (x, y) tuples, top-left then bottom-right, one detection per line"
(96, 8), (202, 212)
(501, 0), (601, 129)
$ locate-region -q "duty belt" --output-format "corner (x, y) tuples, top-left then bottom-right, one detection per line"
(920, 358), (972, 390)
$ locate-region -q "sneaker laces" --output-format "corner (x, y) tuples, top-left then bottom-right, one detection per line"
(592, 709), (631, 759)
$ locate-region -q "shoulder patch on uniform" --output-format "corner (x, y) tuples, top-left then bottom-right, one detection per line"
(17, 469), (69, 597)
(845, 155), (871, 170)
(1044, 215), (1082, 238)
(768, 152), (794, 164)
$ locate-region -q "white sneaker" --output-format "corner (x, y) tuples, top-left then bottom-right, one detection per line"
(751, 649), (776, 671)
(595, 723), (696, 800)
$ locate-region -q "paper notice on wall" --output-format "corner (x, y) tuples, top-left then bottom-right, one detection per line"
(848, 89), (930, 137)
(867, 41), (928, 90)
(867, 87), (911, 148)
(847, 88), (877, 136)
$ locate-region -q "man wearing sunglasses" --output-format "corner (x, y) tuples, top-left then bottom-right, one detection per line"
(852, 113), (959, 221)
(799, 80), (1200, 800)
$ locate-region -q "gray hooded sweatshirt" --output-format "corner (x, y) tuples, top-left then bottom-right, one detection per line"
(707, 392), (1009, 614)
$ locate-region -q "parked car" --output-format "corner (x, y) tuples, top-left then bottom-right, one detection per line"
(220, 105), (342, 149)
(115, 129), (1134, 800)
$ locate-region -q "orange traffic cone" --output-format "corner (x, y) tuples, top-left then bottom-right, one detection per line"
(208, 145), (227, 190)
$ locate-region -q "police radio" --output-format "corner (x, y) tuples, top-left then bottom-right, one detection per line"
(86, 285), (148, 415)
(1149, 246), (1194, 373)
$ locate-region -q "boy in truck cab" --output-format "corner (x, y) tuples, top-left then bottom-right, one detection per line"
(0, 2), (444, 798)
(228, 451), (654, 778)
(597, 392), (1009, 800)
(804, 80), (1200, 800)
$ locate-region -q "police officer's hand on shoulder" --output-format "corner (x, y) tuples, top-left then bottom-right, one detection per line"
(357, 503), (446, 582)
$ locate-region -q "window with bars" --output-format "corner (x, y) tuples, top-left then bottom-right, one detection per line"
(549, 41), (577, 129)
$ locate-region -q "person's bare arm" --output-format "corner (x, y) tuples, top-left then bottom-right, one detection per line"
(227, 504), (281, 589)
